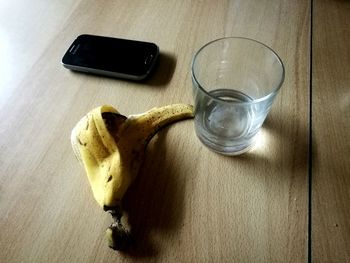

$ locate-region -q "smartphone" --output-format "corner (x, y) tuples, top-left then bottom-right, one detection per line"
(62, 34), (159, 80)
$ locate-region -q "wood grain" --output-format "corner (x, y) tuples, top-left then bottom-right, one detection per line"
(312, 0), (350, 261)
(0, 0), (310, 262)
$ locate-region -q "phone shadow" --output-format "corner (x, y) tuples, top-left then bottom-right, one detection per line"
(143, 52), (176, 87)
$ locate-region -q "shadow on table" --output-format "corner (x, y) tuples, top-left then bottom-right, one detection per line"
(232, 110), (309, 177)
(121, 127), (186, 258)
(142, 52), (177, 87)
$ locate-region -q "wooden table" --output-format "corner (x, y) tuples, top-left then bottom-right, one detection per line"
(0, 0), (348, 262)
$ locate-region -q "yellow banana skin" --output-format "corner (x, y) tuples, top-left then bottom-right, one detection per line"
(71, 104), (193, 250)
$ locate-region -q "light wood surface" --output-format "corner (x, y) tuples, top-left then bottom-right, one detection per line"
(0, 0), (311, 262)
(312, 0), (350, 262)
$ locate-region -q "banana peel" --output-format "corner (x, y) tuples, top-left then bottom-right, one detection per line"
(71, 104), (193, 250)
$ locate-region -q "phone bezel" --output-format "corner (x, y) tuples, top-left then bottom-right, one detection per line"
(61, 34), (159, 80)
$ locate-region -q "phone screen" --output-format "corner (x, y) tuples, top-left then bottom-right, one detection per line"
(62, 35), (159, 79)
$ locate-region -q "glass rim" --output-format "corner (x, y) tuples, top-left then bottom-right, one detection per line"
(191, 36), (285, 105)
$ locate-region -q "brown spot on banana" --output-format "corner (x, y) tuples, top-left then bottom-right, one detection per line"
(107, 175), (113, 182)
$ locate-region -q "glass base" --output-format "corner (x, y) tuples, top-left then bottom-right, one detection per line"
(196, 131), (255, 156)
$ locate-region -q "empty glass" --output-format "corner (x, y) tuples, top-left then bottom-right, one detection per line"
(191, 37), (285, 155)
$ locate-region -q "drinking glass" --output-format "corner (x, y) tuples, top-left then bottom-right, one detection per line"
(191, 37), (285, 155)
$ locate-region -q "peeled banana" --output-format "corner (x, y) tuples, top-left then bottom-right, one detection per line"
(71, 104), (193, 250)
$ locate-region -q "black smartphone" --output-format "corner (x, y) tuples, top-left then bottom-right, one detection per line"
(62, 34), (159, 80)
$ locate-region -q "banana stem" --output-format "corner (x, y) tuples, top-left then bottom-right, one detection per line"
(126, 104), (194, 143)
(105, 208), (131, 251)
